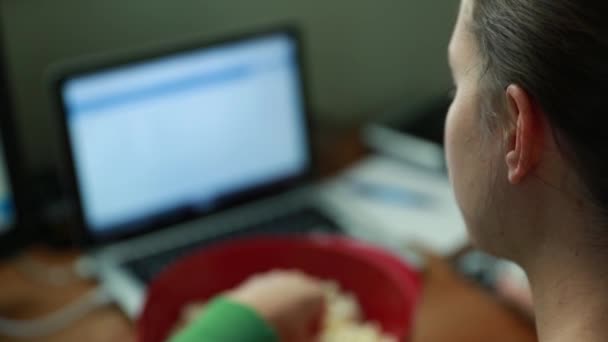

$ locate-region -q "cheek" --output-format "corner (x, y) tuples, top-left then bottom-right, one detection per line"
(444, 93), (509, 251)
(444, 95), (486, 226)
(444, 98), (470, 187)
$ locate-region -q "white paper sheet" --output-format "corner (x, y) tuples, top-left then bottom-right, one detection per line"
(322, 155), (468, 256)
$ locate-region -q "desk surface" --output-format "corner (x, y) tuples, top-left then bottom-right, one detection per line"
(0, 128), (537, 342)
(0, 249), (536, 342)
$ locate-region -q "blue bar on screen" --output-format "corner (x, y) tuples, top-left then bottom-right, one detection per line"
(67, 64), (252, 115)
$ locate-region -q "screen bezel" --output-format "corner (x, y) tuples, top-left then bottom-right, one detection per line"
(0, 24), (29, 256)
(53, 26), (317, 247)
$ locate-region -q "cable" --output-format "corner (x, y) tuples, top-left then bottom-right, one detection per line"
(13, 254), (97, 287)
(0, 287), (113, 339)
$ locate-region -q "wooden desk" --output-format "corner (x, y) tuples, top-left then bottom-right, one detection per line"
(0, 250), (536, 342)
(0, 128), (537, 342)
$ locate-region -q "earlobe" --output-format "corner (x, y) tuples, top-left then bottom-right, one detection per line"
(506, 150), (522, 184)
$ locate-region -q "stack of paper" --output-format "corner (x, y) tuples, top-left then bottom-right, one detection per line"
(321, 155), (468, 256)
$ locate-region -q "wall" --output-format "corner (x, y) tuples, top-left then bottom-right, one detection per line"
(0, 0), (458, 168)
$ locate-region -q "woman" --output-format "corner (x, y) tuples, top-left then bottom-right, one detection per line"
(172, 0), (608, 341)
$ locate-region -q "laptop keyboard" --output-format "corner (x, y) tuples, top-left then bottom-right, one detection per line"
(123, 207), (342, 284)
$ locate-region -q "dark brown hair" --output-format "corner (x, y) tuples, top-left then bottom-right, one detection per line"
(470, 0), (608, 214)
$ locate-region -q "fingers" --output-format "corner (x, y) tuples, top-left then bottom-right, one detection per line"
(178, 270), (327, 342)
(183, 303), (206, 322)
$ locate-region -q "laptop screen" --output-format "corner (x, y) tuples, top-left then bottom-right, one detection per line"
(59, 32), (311, 238)
(0, 28), (16, 237)
(0, 141), (15, 233)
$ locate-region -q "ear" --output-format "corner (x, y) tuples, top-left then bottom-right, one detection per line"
(504, 85), (543, 184)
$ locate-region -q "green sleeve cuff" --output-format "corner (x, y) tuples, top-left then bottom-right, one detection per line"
(168, 297), (279, 342)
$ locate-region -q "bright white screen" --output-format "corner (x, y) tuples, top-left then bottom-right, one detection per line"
(62, 33), (309, 235)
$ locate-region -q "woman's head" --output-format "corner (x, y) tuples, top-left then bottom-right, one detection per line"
(445, 0), (608, 261)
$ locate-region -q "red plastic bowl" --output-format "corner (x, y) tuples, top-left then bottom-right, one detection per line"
(138, 235), (423, 342)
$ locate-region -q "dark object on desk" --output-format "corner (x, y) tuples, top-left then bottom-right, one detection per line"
(0, 22), (32, 257)
(364, 95), (452, 171)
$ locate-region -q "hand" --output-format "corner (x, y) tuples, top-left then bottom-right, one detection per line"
(226, 270), (325, 342)
(180, 270), (325, 342)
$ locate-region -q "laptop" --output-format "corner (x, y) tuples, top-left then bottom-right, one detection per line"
(53, 27), (350, 318)
(0, 23), (30, 257)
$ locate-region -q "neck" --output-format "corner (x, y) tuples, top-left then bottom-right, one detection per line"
(522, 217), (608, 342)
